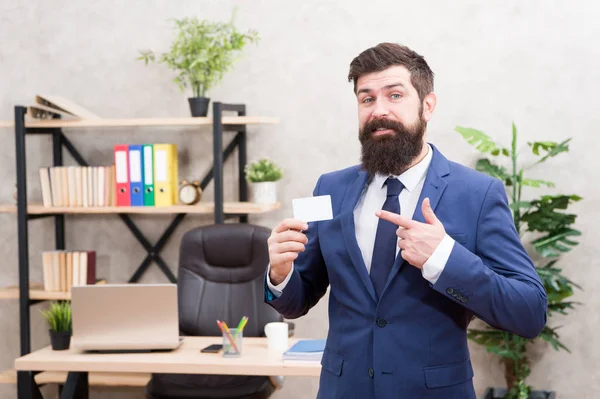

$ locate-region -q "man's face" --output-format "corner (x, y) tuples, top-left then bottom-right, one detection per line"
(356, 65), (435, 176)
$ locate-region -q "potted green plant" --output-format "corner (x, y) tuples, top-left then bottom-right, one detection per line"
(137, 11), (259, 117)
(245, 158), (283, 205)
(40, 301), (72, 350)
(455, 123), (583, 399)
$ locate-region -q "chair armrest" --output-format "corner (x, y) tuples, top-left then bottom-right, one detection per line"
(269, 375), (284, 389)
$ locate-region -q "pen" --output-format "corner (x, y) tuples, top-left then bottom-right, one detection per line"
(237, 316), (248, 333)
(216, 320), (240, 353)
(235, 316), (248, 332)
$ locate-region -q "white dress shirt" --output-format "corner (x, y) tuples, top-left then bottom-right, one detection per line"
(268, 144), (455, 296)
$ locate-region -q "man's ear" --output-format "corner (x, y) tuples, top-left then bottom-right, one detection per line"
(422, 92), (437, 122)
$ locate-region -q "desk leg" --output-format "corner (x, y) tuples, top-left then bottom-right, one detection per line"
(60, 372), (88, 399)
(17, 371), (43, 399)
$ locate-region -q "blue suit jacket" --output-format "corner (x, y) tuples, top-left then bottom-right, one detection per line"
(265, 143), (547, 399)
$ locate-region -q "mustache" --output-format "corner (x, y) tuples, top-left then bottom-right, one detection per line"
(361, 118), (407, 138)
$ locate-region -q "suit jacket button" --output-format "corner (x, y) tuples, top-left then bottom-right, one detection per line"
(460, 297), (468, 303)
(368, 368), (374, 378)
(376, 318), (387, 328)
(446, 288), (454, 295)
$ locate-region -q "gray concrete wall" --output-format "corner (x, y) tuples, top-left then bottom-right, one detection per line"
(0, 0), (597, 397)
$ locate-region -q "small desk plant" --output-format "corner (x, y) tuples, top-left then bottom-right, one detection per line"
(137, 9), (259, 117)
(245, 158), (283, 205)
(40, 301), (72, 350)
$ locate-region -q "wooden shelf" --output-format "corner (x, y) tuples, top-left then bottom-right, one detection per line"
(0, 116), (278, 129)
(0, 369), (16, 384)
(0, 368), (149, 387)
(0, 202), (280, 215)
(0, 286), (71, 301)
(0, 281), (99, 300)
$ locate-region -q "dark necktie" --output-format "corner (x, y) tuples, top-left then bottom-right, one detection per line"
(370, 177), (404, 299)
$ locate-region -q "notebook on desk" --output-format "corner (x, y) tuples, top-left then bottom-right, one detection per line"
(283, 339), (326, 362)
(71, 284), (182, 353)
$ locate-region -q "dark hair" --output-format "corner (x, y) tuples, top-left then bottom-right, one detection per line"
(348, 43), (434, 101)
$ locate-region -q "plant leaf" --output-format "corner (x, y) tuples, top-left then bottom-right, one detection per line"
(244, 158), (283, 182)
(539, 326), (570, 352)
(532, 228), (582, 257)
(520, 178), (555, 188)
(475, 159), (512, 185)
(137, 14), (259, 97)
(455, 126), (510, 156)
(509, 201), (532, 211)
(39, 301), (72, 332)
(528, 139), (571, 165)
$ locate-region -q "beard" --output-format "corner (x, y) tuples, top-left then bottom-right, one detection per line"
(359, 116), (426, 176)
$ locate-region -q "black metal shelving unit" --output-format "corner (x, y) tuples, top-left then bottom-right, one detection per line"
(11, 102), (263, 399)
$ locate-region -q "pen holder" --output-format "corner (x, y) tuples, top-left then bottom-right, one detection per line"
(223, 328), (243, 357)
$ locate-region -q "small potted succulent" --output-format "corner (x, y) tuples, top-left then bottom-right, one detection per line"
(40, 301), (72, 350)
(245, 158), (283, 205)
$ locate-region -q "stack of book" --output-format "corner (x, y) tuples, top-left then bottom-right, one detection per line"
(41, 250), (96, 292)
(39, 166), (115, 208)
(282, 339), (326, 362)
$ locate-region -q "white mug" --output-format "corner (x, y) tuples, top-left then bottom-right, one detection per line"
(264, 322), (289, 351)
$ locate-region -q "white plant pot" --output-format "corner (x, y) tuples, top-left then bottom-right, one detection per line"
(251, 182), (278, 205)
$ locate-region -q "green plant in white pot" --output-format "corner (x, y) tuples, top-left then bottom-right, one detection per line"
(245, 158), (283, 205)
(137, 11), (259, 117)
(40, 301), (72, 351)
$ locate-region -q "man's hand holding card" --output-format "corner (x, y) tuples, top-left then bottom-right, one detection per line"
(267, 195), (333, 285)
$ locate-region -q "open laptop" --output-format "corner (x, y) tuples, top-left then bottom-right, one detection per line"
(71, 284), (182, 353)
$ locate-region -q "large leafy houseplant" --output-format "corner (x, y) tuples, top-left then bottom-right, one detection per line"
(456, 123), (582, 399)
(138, 11), (259, 116)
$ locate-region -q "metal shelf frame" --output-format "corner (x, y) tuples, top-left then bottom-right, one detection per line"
(13, 103), (253, 398)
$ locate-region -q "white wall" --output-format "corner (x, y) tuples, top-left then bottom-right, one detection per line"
(0, 1), (598, 397)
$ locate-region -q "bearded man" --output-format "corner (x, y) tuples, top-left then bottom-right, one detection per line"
(264, 42), (547, 399)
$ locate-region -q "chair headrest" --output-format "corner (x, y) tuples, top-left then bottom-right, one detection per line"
(179, 223), (271, 284)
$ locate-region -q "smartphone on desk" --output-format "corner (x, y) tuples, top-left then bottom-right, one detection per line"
(200, 344), (223, 353)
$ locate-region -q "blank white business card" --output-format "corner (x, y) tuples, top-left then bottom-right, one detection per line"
(292, 195), (333, 223)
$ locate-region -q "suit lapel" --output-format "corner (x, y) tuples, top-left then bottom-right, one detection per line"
(340, 169), (378, 303)
(382, 143), (450, 295)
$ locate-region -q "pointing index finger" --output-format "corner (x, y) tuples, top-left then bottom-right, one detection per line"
(375, 210), (417, 228)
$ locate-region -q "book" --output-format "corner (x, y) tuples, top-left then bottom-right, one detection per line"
(41, 250), (97, 292)
(34, 94), (102, 120)
(283, 339), (326, 362)
(27, 103), (74, 120)
(40, 165), (116, 208)
(39, 168), (52, 207)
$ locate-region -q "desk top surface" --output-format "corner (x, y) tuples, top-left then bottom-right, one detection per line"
(14, 336), (321, 377)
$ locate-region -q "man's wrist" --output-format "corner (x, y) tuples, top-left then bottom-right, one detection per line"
(267, 263), (294, 298)
(269, 268), (287, 286)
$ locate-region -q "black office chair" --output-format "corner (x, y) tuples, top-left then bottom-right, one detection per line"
(145, 223), (286, 399)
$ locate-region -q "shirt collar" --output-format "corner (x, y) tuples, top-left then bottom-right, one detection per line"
(373, 143), (433, 192)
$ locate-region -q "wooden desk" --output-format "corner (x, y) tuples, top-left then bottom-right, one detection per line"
(14, 336), (321, 398)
